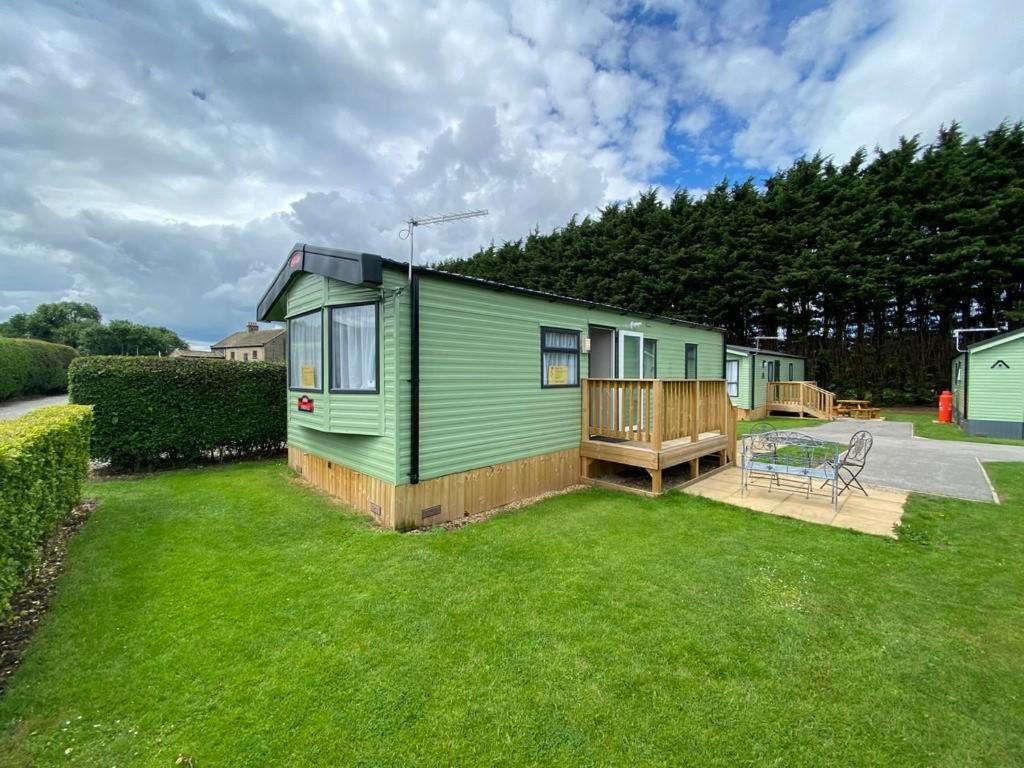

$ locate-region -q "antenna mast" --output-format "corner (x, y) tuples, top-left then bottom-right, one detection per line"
(399, 209), (489, 280)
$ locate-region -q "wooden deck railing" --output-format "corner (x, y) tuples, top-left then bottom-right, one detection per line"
(766, 380), (835, 418)
(582, 378), (736, 451)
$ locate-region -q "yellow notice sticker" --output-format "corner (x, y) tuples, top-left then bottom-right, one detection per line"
(300, 365), (316, 388)
(547, 365), (569, 385)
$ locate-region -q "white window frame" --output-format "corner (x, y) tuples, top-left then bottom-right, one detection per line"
(726, 359), (739, 397)
(328, 302), (379, 394)
(288, 309), (323, 391)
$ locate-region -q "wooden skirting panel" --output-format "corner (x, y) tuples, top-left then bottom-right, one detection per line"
(395, 448), (581, 530)
(288, 446), (398, 527)
(288, 446), (581, 530)
(736, 405), (767, 421)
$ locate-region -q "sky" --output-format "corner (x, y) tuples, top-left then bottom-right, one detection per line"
(1, 0), (1022, 347)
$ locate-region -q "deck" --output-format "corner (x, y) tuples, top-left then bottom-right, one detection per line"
(766, 380), (835, 419)
(580, 378), (737, 494)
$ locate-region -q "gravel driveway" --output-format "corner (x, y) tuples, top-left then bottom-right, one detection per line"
(0, 394), (69, 421)
(789, 419), (1024, 502)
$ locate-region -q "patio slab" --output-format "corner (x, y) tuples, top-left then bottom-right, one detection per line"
(683, 467), (907, 538)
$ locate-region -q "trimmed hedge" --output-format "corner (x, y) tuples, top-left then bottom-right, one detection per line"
(69, 357), (286, 469)
(0, 405), (92, 616)
(0, 337), (78, 400)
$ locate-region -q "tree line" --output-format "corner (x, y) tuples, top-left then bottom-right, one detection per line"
(0, 301), (188, 357)
(440, 121), (1024, 404)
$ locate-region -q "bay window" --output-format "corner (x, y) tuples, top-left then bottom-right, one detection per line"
(289, 310), (323, 390)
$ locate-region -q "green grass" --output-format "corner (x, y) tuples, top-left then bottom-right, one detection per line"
(2, 461), (1024, 766)
(736, 415), (830, 436)
(883, 408), (1024, 446)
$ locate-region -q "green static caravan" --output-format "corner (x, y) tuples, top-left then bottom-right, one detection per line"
(258, 243), (728, 528)
(951, 327), (1024, 439)
(725, 345), (806, 419)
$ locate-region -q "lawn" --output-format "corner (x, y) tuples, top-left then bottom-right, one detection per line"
(883, 408), (1024, 446)
(2, 461), (1023, 766)
(736, 415), (829, 436)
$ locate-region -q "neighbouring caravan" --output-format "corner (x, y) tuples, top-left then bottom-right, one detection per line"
(257, 243), (737, 528)
(951, 327), (1024, 439)
(725, 345), (832, 420)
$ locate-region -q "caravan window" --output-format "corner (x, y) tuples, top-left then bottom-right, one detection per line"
(726, 360), (739, 397)
(684, 344), (698, 379)
(643, 339), (657, 378)
(788, 362), (794, 381)
(541, 327), (580, 387)
(329, 303), (379, 393)
(289, 310), (322, 391)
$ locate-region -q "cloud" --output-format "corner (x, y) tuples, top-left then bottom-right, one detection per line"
(1, 0), (1021, 341)
(674, 105), (714, 138)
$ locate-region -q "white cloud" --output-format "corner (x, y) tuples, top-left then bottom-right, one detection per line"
(674, 105), (714, 137)
(1, 0), (1021, 341)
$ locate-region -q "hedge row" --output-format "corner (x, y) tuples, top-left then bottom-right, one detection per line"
(0, 338), (78, 400)
(69, 357), (286, 469)
(0, 405), (92, 616)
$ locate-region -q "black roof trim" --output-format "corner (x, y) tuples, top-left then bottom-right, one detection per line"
(255, 242), (722, 333)
(377, 256), (722, 333)
(727, 344), (804, 359)
(257, 243), (383, 320)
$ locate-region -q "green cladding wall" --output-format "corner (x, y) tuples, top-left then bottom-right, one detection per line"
(285, 271), (408, 484)
(950, 331), (1024, 438)
(413, 274), (724, 482)
(726, 351), (751, 410)
(726, 349), (805, 410)
(282, 266), (726, 486)
(752, 353), (806, 408)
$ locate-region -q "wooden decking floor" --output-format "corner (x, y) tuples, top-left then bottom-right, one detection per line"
(581, 430), (730, 472)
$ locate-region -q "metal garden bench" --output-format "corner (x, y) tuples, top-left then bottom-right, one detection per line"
(740, 425), (874, 513)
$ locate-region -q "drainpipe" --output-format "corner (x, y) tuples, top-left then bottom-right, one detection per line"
(749, 353), (756, 411)
(410, 271), (420, 485)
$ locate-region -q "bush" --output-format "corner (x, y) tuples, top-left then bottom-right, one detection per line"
(69, 357), (286, 469)
(0, 405), (92, 616)
(0, 337), (78, 400)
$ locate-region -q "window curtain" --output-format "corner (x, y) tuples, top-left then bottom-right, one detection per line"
(726, 360), (739, 397)
(542, 330), (579, 385)
(331, 305), (377, 391)
(289, 312), (322, 389)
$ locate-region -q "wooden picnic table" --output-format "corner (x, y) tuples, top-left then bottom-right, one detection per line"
(835, 399), (880, 419)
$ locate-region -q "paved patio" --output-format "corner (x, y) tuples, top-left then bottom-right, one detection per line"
(791, 420), (1024, 502)
(684, 466), (908, 537)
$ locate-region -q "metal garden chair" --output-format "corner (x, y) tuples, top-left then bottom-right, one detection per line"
(824, 429), (873, 497)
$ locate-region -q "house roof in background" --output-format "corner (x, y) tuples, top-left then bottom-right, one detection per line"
(170, 349), (224, 358)
(727, 344), (804, 359)
(212, 327), (285, 349)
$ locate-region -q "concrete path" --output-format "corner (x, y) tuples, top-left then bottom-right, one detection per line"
(0, 394), (69, 421)
(783, 419), (1024, 502)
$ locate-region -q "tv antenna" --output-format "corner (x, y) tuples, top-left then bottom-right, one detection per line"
(753, 335), (783, 352)
(399, 209), (489, 280)
(952, 327), (1001, 352)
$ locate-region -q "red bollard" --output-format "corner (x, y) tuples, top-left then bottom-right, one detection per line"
(938, 390), (953, 423)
